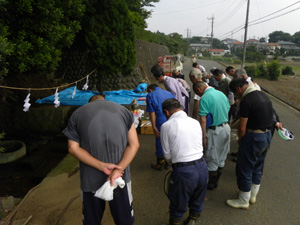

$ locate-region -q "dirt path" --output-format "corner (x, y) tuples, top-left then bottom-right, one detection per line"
(257, 76), (300, 110)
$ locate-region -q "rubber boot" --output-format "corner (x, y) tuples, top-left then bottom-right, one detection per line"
(184, 212), (201, 225)
(214, 167), (223, 188)
(169, 216), (183, 225)
(151, 156), (165, 171)
(250, 184), (260, 204)
(226, 191), (250, 209)
(207, 171), (217, 190)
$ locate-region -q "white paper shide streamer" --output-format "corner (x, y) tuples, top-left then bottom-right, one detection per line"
(82, 76), (89, 90)
(54, 88), (60, 108)
(23, 93), (31, 112)
(72, 83), (77, 99)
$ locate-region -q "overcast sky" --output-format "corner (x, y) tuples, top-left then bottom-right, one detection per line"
(145, 0), (300, 41)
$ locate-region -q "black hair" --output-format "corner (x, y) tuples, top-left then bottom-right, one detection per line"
(147, 83), (158, 92)
(229, 78), (248, 93)
(225, 66), (234, 73)
(192, 62), (198, 68)
(192, 81), (206, 92)
(162, 98), (183, 112)
(151, 64), (164, 77)
(212, 68), (222, 76)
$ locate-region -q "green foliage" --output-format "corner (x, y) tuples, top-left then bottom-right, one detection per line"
(282, 66), (294, 75)
(0, 0), (85, 76)
(256, 63), (267, 77)
(80, 0), (136, 76)
(134, 27), (189, 55)
(268, 31), (292, 43)
(0, 26), (14, 78)
(267, 60), (281, 80)
(236, 46), (264, 63)
(125, 0), (159, 28)
(244, 65), (257, 78)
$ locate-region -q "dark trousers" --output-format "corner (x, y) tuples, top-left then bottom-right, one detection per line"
(236, 131), (271, 192)
(82, 184), (134, 225)
(169, 159), (208, 218)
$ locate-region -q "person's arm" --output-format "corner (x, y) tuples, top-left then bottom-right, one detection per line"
(68, 140), (122, 176)
(238, 117), (248, 139)
(108, 123), (139, 185)
(149, 112), (159, 137)
(192, 99), (199, 119)
(199, 116), (208, 149)
(160, 125), (171, 163)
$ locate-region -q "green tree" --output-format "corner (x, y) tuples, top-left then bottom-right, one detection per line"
(0, 26), (14, 78)
(267, 60), (281, 80)
(259, 37), (266, 43)
(79, 0), (136, 76)
(292, 31), (300, 46)
(268, 31), (292, 43)
(126, 0), (159, 28)
(0, 0), (85, 75)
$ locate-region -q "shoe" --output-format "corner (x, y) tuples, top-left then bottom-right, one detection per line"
(151, 156), (165, 171)
(250, 184), (260, 204)
(207, 171), (217, 190)
(226, 191), (250, 209)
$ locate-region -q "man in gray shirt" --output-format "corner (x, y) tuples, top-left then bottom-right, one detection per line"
(63, 95), (139, 225)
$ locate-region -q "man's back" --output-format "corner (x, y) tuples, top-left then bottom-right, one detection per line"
(240, 90), (273, 130)
(63, 100), (133, 191)
(199, 88), (229, 126)
(161, 111), (203, 163)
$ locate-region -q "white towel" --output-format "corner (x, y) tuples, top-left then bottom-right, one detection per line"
(94, 177), (125, 201)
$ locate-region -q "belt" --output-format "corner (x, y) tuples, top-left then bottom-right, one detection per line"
(172, 158), (203, 168)
(247, 129), (270, 133)
(209, 122), (228, 130)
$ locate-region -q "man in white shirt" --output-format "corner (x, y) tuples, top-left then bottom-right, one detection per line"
(160, 98), (208, 225)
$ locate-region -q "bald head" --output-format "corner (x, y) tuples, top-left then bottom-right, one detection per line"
(89, 95), (105, 102)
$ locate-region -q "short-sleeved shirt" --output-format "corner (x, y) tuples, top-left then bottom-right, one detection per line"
(239, 90), (273, 130)
(146, 87), (175, 128)
(198, 87), (229, 126)
(63, 100), (134, 192)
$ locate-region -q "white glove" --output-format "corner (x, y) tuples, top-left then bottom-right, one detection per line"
(94, 177), (125, 201)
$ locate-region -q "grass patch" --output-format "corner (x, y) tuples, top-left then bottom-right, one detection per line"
(47, 154), (79, 177)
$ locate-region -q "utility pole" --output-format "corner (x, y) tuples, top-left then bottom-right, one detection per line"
(241, 0), (250, 69)
(208, 15), (214, 60)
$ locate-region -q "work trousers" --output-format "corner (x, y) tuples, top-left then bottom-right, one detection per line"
(82, 182), (134, 225)
(168, 158), (208, 219)
(205, 124), (231, 171)
(236, 131), (271, 192)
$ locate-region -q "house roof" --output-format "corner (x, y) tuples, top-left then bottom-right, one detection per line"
(232, 41), (243, 45)
(276, 41), (295, 45)
(209, 49), (225, 52)
(265, 43), (280, 46)
(247, 39), (259, 43)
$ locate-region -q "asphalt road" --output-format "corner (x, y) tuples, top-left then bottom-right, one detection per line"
(131, 58), (300, 225)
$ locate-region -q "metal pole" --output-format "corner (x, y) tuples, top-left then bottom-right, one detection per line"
(241, 0), (250, 69)
(208, 15), (214, 61)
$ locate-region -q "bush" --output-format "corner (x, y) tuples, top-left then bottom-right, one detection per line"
(256, 63), (267, 77)
(282, 66), (294, 75)
(267, 61), (281, 80)
(244, 66), (257, 78)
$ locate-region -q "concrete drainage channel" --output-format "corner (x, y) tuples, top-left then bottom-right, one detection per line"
(0, 135), (68, 220)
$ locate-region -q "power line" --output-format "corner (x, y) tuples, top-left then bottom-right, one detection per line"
(216, 1), (300, 39)
(152, 0), (225, 15)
